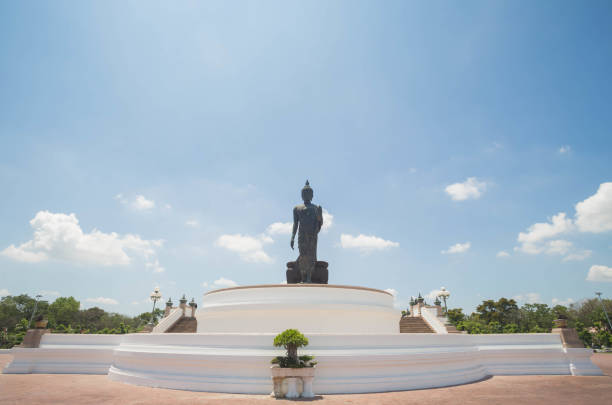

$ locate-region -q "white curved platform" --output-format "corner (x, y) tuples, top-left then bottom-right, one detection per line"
(5, 332), (602, 393)
(106, 333), (601, 394)
(196, 284), (400, 334)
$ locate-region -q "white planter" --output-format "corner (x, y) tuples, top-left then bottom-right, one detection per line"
(270, 366), (315, 398)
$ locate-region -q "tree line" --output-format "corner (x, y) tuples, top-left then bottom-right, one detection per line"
(0, 294), (164, 348)
(445, 297), (612, 348)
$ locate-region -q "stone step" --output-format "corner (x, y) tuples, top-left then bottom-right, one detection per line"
(166, 317), (197, 333)
(445, 324), (462, 333)
(399, 316), (434, 333)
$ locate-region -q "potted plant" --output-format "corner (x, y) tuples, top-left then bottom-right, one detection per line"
(270, 329), (316, 398)
(34, 315), (48, 329)
(554, 313), (569, 328)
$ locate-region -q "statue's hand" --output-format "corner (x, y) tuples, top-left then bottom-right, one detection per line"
(290, 238), (294, 250)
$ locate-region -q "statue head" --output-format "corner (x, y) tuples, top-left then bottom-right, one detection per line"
(301, 180), (313, 203)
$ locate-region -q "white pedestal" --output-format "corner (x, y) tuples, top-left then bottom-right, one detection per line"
(196, 284), (400, 334)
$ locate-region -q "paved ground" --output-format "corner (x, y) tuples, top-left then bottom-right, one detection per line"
(1, 353), (611, 405)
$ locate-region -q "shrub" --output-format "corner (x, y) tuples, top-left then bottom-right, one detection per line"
(271, 329), (315, 368)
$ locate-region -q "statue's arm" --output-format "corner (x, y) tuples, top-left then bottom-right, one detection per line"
(291, 207), (298, 249)
(317, 205), (323, 233)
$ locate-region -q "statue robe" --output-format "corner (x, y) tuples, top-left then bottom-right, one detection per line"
(293, 203), (323, 282)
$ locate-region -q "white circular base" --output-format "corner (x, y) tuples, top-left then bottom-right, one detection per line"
(105, 332), (595, 394)
(196, 284), (400, 334)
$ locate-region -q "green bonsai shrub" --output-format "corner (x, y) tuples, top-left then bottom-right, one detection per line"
(271, 329), (316, 368)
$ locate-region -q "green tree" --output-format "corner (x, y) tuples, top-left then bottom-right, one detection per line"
(552, 305), (569, 320)
(273, 329), (309, 365)
(570, 298), (612, 328)
(48, 297), (80, 328)
(487, 321), (503, 334)
(519, 303), (554, 332)
(0, 294), (49, 331)
(131, 308), (164, 328)
(446, 308), (465, 326)
(476, 298), (519, 326)
(457, 319), (485, 334)
(77, 307), (106, 330)
(503, 323), (519, 333)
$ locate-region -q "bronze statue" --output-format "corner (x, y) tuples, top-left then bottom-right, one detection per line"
(287, 181), (328, 284)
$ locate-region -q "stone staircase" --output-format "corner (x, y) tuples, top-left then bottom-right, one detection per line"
(399, 316), (435, 333)
(166, 317), (197, 333)
(445, 324), (462, 333)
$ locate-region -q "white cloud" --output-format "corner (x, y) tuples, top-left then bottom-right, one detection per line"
(114, 194), (127, 204)
(0, 211), (164, 269)
(85, 297), (119, 305)
(133, 195), (155, 211)
(513, 293), (541, 304)
(586, 265), (612, 282)
(516, 213), (574, 254)
(215, 234), (273, 263)
(213, 277), (238, 288)
(559, 145), (571, 154)
(384, 288), (412, 309)
(145, 259), (165, 273)
(515, 183), (612, 258)
(552, 297), (576, 307)
(445, 177), (486, 201)
(441, 242), (471, 254)
(204, 277), (239, 290)
(322, 209), (333, 232)
(0, 288), (9, 297)
(497, 251), (510, 258)
(562, 250), (592, 262)
(115, 193), (156, 211)
(185, 220), (199, 228)
(545, 239), (573, 255)
(385, 288), (398, 297)
(575, 182), (612, 233)
(266, 222), (293, 236)
(1, 245), (47, 263)
(340, 234), (399, 252)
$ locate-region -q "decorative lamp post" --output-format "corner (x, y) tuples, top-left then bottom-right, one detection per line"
(595, 292), (612, 331)
(438, 287), (450, 314)
(149, 287), (162, 326)
(164, 297), (173, 318)
(189, 298), (197, 318)
(28, 294), (43, 329)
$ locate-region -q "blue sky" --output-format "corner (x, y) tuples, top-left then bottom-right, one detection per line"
(1, 1), (611, 314)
